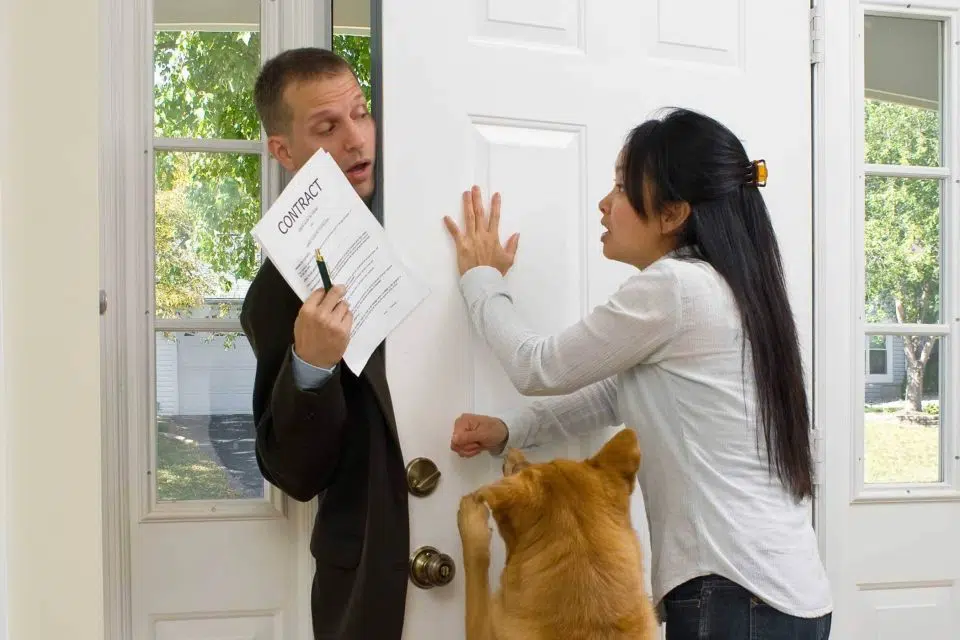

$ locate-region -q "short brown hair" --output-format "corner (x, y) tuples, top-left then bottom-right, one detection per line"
(254, 47), (356, 135)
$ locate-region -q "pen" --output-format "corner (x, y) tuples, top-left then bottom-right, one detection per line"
(315, 248), (333, 291)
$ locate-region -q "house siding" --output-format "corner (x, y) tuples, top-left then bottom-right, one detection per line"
(155, 333), (179, 415)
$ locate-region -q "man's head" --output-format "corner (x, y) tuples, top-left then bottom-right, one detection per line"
(254, 48), (375, 200)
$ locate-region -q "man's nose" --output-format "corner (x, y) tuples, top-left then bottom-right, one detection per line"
(343, 119), (364, 151)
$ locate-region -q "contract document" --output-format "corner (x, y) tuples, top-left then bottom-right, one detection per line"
(251, 149), (429, 374)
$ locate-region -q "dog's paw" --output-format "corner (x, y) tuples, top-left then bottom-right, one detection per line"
(502, 448), (530, 476)
(457, 493), (492, 548)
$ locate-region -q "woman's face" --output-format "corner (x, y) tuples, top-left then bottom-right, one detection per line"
(598, 153), (676, 270)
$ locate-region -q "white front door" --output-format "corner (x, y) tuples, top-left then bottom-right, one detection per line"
(818, 3), (960, 637)
(378, 0), (813, 636)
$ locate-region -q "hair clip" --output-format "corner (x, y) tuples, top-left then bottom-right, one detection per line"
(747, 159), (767, 187)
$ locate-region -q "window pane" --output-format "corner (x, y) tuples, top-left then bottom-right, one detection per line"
(153, 0), (262, 140)
(864, 176), (941, 324)
(864, 15), (942, 167)
(869, 349), (887, 375)
(864, 334), (941, 484)
(154, 151), (261, 320)
(156, 331), (263, 501)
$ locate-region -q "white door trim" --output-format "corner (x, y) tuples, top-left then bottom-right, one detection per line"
(813, 0), (858, 620)
(99, 2), (333, 638)
(99, 0), (144, 635)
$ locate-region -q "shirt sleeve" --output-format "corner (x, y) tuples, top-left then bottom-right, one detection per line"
(459, 261), (683, 396)
(492, 376), (621, 453)
(291, 349), (336, 390)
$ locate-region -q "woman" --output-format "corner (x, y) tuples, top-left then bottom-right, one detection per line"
(442, 108), (833, 639)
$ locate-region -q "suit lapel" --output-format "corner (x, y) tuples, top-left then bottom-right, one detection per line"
(360, 346), (400, 447)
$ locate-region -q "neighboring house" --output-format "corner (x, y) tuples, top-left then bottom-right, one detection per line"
(864, 334), (907, 404)
(864, 334), (940, 405)
(154, 290), (934, 414)
(156, 279), (257, 418)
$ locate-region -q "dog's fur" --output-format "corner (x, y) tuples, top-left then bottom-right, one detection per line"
(457, 428), (659, 640)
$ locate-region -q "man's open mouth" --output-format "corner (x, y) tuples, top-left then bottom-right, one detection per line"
(346, 160), (371, 176)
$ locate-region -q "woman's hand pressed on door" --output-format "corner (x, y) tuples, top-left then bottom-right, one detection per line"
(443, 185), (520, 276)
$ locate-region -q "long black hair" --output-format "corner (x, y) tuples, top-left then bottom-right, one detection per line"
(622, 108), (813, 501)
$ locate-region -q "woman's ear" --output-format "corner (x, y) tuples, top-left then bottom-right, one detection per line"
(659, 200), (691, 235)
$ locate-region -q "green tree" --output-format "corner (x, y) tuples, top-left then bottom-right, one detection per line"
(864, 99), (941, 410)
(334, 34), (372, 108)
(152, 31), (371, 319)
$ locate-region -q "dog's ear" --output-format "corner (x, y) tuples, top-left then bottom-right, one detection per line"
(476, 473), (538, 549)
(589, 428), (641, 491)
(502, 448), (531, 476)
(477, 476), (530, 514)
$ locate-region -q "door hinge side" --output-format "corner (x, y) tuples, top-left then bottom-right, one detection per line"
(810, 5), (825, 65)
(811, 426), (825, 489)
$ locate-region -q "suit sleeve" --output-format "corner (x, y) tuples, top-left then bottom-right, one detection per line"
(243, 313), (349, 502)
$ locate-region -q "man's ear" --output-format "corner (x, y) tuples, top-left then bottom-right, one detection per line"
(267, 135), (297, 173)
(589, 428), (641, 490)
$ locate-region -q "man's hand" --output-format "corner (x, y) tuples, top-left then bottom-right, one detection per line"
(450, 413), (509, 458)
(293, 285), (352, 369)
(443, 185), (520, 277)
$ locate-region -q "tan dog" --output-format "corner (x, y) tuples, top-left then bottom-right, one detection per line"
(457, 428), (659, 640)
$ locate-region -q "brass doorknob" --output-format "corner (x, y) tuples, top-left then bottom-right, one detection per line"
(409, 546), (456, 589)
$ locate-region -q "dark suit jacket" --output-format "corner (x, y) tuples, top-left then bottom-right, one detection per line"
(240, 259), (410, 639)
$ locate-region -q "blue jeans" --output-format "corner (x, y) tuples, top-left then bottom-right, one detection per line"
(662, 575), (832, 639)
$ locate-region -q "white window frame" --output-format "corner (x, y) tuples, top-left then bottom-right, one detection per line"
(852, 2), (960, 502)
(143, 0), (285, 522)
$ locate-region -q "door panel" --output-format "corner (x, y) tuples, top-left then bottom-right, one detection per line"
(379, 0), (812, 636)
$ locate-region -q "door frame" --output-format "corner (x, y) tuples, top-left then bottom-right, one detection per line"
(98, 1), (334, 638)
(95, 0), (864, 635)
(813, 0), (861, 622)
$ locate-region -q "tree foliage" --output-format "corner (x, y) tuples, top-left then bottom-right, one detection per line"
(333, 34), (372, 108)
(152, 31), (371, 319)
(863, 99), (941, 409)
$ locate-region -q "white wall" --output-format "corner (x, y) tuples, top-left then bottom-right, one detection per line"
(0, 4), (10, 638)
(0, 0), (104, 638)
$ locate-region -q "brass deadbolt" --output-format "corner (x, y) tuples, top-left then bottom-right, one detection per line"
(409, 546), (456, 589)
(406, 457), (441, 497)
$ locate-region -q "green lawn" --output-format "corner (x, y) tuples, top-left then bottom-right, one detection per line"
(153, 411), (938, 498)
(864, 411), (940, 484)
(156, 435), (244, 501)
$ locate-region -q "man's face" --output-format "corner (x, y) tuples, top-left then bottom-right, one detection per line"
(267, 71), (376, 201)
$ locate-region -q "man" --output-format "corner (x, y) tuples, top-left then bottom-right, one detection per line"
(240, 47), (409, 639)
